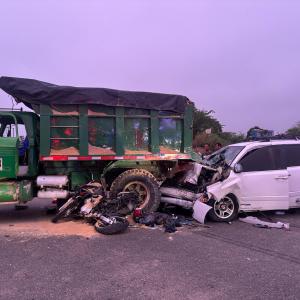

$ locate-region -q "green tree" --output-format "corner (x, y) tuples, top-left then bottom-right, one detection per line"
(286, 122), (300, 136)
(192, 105), (245, 148)
(193, 107), (223, 136)
(220, 132), (245, 144)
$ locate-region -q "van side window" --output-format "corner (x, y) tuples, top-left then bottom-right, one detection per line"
(239, 146), (276, 172)
(270, 145), (286, 170)
(283, 145), (300, 167)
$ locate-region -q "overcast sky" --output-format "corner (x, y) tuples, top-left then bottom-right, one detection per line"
(1, 0), (299, 133)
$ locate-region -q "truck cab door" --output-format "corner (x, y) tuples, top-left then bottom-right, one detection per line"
(0, 113), (20, 179)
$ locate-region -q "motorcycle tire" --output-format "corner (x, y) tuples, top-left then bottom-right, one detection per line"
(52, 197), (77, 223)
(94, 216), (129, 235)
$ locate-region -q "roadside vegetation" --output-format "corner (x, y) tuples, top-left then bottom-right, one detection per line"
(192, 106), (245, 148)
(192, 105), (299, 149)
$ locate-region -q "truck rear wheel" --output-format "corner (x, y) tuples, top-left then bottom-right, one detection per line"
(109, 169), (160, 213)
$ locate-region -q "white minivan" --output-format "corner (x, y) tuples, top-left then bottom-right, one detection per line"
(206, 140), (300, 222)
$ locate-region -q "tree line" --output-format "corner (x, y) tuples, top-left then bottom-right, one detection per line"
(192, 105), (299, 149)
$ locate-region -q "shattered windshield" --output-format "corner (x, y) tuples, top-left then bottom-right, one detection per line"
(205, 145), (244, 166)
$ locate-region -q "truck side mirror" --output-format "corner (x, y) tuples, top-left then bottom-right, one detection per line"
(234, 163), (243, 173)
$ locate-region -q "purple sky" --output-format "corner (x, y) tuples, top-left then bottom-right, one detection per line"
(1, 0), (300, 133)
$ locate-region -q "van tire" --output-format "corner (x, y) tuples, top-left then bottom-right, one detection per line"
(110, 169), (161, 213)
(208, 194), (239, 222)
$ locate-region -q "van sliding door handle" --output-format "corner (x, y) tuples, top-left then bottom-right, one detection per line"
(274, 176), (289, 180)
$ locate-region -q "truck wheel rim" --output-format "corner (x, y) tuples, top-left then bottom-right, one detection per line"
(123, 181), (150, 208)
(214, 196), (234, 219)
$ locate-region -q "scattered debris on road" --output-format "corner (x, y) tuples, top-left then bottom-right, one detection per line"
(133, 210), (193, 233)
(51, 181), (207, 235)
(52, 181), (136, 235)
(239, 216), (290, 230)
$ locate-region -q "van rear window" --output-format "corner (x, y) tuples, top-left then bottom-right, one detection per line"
(283, 144), (300, 167)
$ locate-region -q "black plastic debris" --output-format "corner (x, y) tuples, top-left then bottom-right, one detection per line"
(134, 211), (192, 233)
(138, 213), (157, 227)
(164, 217), (177, 233)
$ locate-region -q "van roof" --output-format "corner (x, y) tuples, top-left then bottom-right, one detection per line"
(233, 140), (300, 147)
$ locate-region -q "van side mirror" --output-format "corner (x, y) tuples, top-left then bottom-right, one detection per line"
(234, 163), (243, 173)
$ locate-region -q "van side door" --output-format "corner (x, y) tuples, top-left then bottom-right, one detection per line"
(281, 144), (300, 208)
(237, 146), (289, 211)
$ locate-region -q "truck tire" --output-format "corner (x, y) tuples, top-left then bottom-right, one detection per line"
(208, 194), (239, 222)
(109, 169), (160, 213)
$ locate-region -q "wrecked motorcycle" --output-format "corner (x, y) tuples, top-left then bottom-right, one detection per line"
(52, 182), (138, 235)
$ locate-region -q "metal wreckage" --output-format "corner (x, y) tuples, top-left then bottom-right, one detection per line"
(50, 153), (230, 235)
(0, 77), (294, 235)
(160, 153), (232, 222)
(0, 76), (205, 235)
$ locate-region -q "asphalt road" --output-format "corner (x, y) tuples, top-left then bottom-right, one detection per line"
(0, 200), (299, 300)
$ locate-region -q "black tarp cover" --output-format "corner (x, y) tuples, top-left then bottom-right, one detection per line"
(0, 76), (191, 113)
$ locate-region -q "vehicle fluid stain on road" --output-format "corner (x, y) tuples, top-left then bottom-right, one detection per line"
(0, 199), (98, 238)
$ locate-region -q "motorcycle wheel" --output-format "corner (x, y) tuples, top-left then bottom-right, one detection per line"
(52, 198), (77, 223)
(94, 216), (129, 235)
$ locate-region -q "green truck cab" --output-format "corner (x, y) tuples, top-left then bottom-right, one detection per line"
(0, 111), (39, 202)
(0, 76), (194, 212)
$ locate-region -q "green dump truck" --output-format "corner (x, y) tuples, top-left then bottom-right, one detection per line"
(0, 76), (194, 212)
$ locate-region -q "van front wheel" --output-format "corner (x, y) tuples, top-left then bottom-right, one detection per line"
(208, 194), (239, 222)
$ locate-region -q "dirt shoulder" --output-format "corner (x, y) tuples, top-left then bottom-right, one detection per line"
(0, 198), (97, 238)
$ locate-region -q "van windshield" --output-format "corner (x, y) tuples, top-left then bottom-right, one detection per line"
(205, 145), (245, 166)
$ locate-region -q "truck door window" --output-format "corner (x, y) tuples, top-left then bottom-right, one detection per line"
(3, 124), (16, 137)
(239, 146), (276, 172)
(0, 115), (18, 137)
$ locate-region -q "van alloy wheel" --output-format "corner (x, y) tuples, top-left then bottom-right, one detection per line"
(213, 196), (235, 219)
(208, 194), (239, 222)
